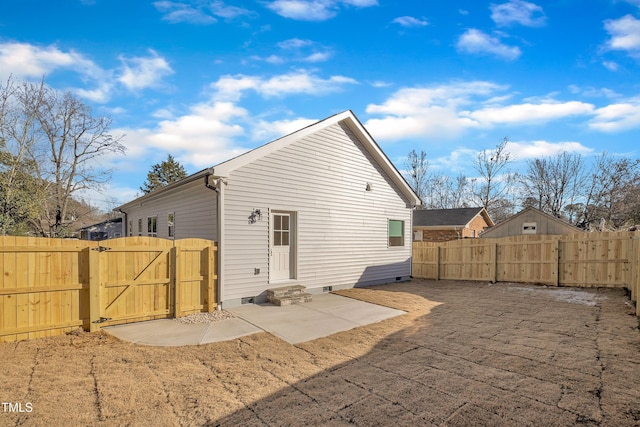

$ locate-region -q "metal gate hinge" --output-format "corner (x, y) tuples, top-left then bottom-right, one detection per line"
(92, 247), (111, 252)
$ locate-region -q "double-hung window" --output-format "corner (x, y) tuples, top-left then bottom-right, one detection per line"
(147, 216), (157, 237)
(388, 220), (405, 247)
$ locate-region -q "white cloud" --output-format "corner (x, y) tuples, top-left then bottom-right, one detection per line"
(75, 83), (115, 103)
(568, 85), (620, 99)
(211, 70), (357, 101)
(463, 101), (595, 124)
(114, 101), (249, 169)
(118, 50), (174, 91)
(589, 102), (640, 132)
(209, 0), (255, 19)
(266, 0), (336, 20)
(362, 81), (634, 142)
(604, 14), (640, 55)
(303, 51), (332, 62)
(0, 41), (105, 81)
(457, 29), (521, 60)
(0, 42), (174, 102)
(505, 140), (593, 159)
(266, 38), (333, 63)
(490, 0), (546, 27)
(154, 0), (255, 24)
(602, 61), (619, 71)
(154, 1), (218, 24)
(364, 81), (506, 140)
(265, 0), (377, 21)
(251, 117), (317, 142)
(278, 38), (313, 49)
(392, 16), (429, 28)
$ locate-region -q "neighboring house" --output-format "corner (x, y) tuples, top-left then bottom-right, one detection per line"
(78, 217), (123, 241)
(412, 207), (494, 242)
(117, 110), (421, 308)
(480, 206), (583, 238)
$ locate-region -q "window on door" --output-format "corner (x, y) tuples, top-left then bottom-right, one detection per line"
(273, 214), (290, 246)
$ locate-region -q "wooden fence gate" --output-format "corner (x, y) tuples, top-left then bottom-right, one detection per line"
(0, 236), (218, 342)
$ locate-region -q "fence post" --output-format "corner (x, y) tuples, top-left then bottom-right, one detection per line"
(205, 245), (215, 312)
(554, 239), (560, 287)
(172, 246), (181, 318)
(88, 248), (101, 332)
(633, 237), (640, 317)
(436, 246), (441, 280)
(492, 243), (498, 283)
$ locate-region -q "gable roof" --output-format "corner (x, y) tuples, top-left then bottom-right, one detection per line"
(119, 110), (421, 209)
(481, 206), (583, 237)
(413, 207), (493, 228)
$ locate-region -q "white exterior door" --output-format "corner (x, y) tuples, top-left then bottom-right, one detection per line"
(270, 212), (294, 281)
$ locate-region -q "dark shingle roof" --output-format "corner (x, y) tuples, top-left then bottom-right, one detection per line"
(413, 207), (487, 227)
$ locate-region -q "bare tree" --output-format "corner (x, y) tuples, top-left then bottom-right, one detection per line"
(0, 79), (126, 237)
(24, 87), (126, 237)
(404, 149), (428, 205)
(0, 77), (47, 234)
(580, 152), (640, 229)
(426, 174), (471, 209)
(522, 151), (585, 219)
(471, 137), (516, 219)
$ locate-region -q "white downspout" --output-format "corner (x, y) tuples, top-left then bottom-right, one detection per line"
(217, 179), (225, 310)
(205, 173), (225, 311)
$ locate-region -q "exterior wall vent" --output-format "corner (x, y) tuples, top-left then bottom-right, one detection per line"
(322, 286), (333, 292)
(241, 297), (255, 304)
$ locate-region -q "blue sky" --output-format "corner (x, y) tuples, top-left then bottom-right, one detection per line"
(2, 0), (640, 210)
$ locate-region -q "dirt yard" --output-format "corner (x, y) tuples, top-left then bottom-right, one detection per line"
(1, 280), (640, 426)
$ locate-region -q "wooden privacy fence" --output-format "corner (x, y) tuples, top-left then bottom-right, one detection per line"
(0, 236), (218, 343)
(412, 232), (640, 315)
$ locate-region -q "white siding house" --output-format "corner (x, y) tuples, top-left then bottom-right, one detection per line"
(118, 111), (421, 307)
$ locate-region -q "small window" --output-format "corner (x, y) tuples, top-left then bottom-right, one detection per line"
(522, 222), (537, 235)
(388, 220), (405, 247)
(168, 212), (175, 238)
(273, 213), (290, 246)
(137, 219), (142, 236)
(147, 216), (157, 237)
(128, 220), (133, 237)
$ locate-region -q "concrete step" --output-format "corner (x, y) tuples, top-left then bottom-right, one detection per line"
(268, 293), (313, 306)
(267, 284), (306, 298)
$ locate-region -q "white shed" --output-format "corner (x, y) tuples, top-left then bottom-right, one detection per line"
(117, 110), (421, 307)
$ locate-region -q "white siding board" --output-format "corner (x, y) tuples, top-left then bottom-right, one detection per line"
(121, 180), (218, 240)
(222, 122), (413, 302)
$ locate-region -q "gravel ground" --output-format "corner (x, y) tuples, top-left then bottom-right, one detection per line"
(1, 279), (640, 426)
(173, 310), (236, 324)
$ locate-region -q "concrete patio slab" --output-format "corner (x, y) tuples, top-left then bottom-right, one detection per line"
(104, 293), (405, 346)
(228, 293), (406, 344)
(105, 318), (262, 346)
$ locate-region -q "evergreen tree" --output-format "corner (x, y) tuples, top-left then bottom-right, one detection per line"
(140, 154), (188, 194)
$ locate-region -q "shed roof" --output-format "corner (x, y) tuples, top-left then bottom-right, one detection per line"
(413, 207), (493, 228)
(481, 206), (583, 238)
